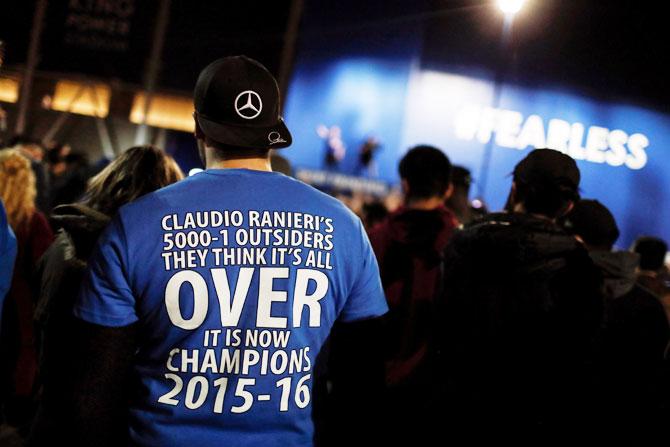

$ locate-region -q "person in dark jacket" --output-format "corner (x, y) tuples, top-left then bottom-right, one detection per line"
(633, 237), (670, 322)
(440, 149), (604, 443)
(445, 165), (485, 225)
(564, 200), (669, 444)
(368, 145), (459, 443)
(29, 146), (183, 446)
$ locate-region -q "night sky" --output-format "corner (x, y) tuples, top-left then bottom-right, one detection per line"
(1, 0), (668, 110)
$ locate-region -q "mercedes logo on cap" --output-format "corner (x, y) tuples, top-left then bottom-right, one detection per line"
(234, 90), (262, 119)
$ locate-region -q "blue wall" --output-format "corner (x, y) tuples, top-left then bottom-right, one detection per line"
(283, 50), (670, 248)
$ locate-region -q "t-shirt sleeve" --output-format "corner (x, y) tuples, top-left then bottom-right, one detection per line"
(339, 219), (388, 322)
(0, 202), (17, 317)
(73, 214), (138, 327)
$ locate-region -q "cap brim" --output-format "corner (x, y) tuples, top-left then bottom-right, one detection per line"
(196, 114), (292, 150)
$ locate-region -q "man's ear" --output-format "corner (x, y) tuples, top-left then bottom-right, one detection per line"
(193, 117), (208, 168)
(443, 182), (454, 201)
(194, 116), (205, 140)
(504, 182), (517, 212)
(560, 200), (575, 218)
(401, 179), (410, 197)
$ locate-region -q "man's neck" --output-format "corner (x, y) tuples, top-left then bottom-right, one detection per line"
(512, 203), (555, 223)
(404, 196), (444, 211)
(207, 157), (272, 172)
(638, 269), (659, 278)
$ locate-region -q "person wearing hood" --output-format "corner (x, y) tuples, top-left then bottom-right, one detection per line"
(564, 199), (669, 445)
(439, 149), (604, 443)
(29, 145), (183, 445)
(633, 236), (670, 322)
(367, 145), (459, 443)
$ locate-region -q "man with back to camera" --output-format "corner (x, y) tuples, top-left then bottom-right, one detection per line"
(562, 199), (669, 444)
(69, 56), (388, 447)
(366, 145), (459, 443)
(445, 165), (485, 225)
(439, 149), (604, 443)
(633, 236), (670, 322)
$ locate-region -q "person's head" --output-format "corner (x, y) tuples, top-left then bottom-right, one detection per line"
(507, 148), (580, 220)
(399, 145), (452, 207)
(632, 237), (668, 272)
(361, 200), (389, 230)
(46, 142), (74, 176)
(84, 146), (183, 217)
(0, 149), (37, 230)
(9, 134), (44, 162)
(192, 56), (292, 167)
(450, 166), (472, 197)
(563, 199), (619, 251)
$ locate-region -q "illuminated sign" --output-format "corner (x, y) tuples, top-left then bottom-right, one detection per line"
(454, 106), (649, 170)
(284, 61), (670, 247)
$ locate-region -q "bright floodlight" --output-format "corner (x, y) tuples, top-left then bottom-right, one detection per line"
(497, 0), (526, 15)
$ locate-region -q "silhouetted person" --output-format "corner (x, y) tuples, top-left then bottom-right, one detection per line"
(368, 145), (458, 444)
(440, 149), (603, 443)
(564, 199), (669, 444)
(360, 200), (388, 232)
(46, 143), (92, 209)
(445, 165), (483, 225)
(633, 237), (670, 322)
(29, 146), (184, 446)
(355, 137), (381, 177)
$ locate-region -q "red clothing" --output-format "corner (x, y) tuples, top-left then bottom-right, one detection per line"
(3, 211), (54, 396)
(369, 205), (458, 386)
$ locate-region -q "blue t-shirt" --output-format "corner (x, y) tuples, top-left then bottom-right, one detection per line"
(74, 169), (388, 446)
(0, 200), (17, 333)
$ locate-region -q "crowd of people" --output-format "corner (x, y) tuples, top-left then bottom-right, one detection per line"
(0, 55), (669, 446)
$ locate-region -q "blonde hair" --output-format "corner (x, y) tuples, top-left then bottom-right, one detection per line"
(0, 149), (37, 231)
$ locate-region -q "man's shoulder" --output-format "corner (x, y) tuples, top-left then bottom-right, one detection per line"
(116, 172), (362, 230)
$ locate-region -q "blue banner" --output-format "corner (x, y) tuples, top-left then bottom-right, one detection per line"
(284, 60), (670, 248)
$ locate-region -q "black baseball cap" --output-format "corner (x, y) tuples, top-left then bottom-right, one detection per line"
(564, 199), (620, 248)
(194, 56), (292, 150)
(513, 148), (580, 198)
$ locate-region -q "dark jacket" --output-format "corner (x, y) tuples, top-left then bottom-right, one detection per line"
(0, 210), (53, 429)
(593, 250), (670, 443)
(440, 212), (604, 440)
(369, 206), (458, 388)
(637, 271), (670, 323)
(594, 250), (669, 368)
(29, 204), (110, 444)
